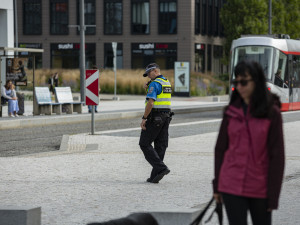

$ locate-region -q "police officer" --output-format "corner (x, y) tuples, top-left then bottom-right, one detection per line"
(139, 63), (173, 183)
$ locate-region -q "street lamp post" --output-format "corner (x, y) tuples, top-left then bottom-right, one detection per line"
(268, 0), (272, 35)
(69, 0), (95, 103)
(112, 42), (119, 101)
(79, 0), (86, 103)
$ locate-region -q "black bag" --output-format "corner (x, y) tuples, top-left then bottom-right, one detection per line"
(1, 96), (7, 105)
(16, 92), (24, 115)
(87, 213), (158, 225)
(190, 197), (223, 225)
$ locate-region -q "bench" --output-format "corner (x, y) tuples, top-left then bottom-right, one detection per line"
(33, 87), (62, 115)
(54, 87), (82, 114)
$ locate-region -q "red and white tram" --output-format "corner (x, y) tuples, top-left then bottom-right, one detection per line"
(230, 35), (300, 111)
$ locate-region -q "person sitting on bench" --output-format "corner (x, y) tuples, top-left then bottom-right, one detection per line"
(1, 80), (19, 117)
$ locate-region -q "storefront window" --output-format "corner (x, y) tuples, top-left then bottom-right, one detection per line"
(195, 43), (205, 73)
(159, 0), (177, 34)
(104, 0), (123, 35)
(23, 0), (42, 35)
(77, 0), (96, 35)
(207, 44), (212, 71)
(131, 0), (150, 34)
(132, 43), (177, 69)
(213, 45), (223, 75)
(51, 43), (95, 69)
(50, 0), (69, 35)
(104, 43), (123, 69)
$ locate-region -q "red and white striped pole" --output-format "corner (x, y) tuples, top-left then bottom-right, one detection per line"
(85, 69), (99, 135)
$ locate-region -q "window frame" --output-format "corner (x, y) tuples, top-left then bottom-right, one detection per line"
(23, 0), (42, 35)
(76, 0), (96, 35)
(50, 0), (69, 35)
(201, 0), (207, 35)
(213, 0), (219, 36)
(195, 0), (201, 34)
(131, 0), (150, 35)
(104, 0), (123, 35)
(158, 0), (177, 35)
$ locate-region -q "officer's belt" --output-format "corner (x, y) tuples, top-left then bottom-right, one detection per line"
(151, 108), (171, 113)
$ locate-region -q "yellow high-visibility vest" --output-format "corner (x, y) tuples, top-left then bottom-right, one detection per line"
(145, 77), (171, 109)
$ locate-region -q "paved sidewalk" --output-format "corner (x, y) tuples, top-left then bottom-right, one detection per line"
(0, 119), (299, 225)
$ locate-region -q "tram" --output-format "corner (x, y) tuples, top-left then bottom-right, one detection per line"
(229, 34), (300, 111)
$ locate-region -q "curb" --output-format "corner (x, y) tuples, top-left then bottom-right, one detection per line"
(0, 104), (226, 130)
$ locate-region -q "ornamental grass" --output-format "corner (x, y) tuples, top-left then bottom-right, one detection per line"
(20, 68), (228, 96)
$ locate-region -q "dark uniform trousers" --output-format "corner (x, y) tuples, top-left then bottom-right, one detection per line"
(139, 111), (171, 178)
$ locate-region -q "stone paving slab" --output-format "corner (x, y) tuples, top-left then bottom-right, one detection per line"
(0, 121), (299, 225)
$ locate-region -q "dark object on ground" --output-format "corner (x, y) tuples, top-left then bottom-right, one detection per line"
(87, 213), (159, 225)
(17, 92), (25, 115)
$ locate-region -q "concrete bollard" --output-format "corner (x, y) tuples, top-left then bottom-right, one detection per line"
(212, 96), (220, 102)
(150, 208), (202, 225)
(0, 206), (41, 225)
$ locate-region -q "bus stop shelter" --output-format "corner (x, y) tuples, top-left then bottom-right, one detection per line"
(0, 47), (44, 117)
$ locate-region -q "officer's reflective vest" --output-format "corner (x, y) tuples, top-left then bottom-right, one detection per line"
(145, 77), (172, 109)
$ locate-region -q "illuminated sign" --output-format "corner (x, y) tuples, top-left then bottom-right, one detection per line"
(196, 44), (205, 50)
(58, 43), (73, 49)
(156, 44), (169, 49)
(139, 43), (154, 49)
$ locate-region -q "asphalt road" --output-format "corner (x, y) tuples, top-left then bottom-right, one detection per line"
(1, 110), (300, 157)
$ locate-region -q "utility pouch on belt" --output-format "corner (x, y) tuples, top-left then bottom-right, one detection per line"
(153, 116), (163, 126)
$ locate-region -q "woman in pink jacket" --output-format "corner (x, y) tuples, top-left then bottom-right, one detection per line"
(213, 60), (285, 225)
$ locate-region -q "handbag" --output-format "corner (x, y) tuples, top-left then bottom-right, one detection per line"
(190, 197), (223, 225)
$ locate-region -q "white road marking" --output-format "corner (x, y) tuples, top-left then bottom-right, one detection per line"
(95, 119), (221, 135)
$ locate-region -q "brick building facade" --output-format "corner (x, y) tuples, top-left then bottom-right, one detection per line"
(17, 0), (227, 75)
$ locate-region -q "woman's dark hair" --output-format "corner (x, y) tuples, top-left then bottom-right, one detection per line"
(5, 80), (12, 90)
(230, 60), (280, 118)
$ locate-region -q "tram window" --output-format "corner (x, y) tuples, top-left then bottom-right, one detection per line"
(233, 46), (274, 80)
(273, 50), (288, 88)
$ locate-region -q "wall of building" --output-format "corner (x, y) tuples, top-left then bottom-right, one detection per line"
(0, 0), (14, 86)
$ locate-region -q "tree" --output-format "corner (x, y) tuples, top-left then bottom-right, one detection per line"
(220, 0), (300, 63)
(220, 0), (268, 62)
(282, 0), (300, 39)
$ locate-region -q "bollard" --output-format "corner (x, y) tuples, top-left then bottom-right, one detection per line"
(0, 206), (41, 225)
(149, 208), (202, 225)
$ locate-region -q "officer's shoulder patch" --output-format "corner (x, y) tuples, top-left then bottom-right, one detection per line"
(148, 86), (154, 94)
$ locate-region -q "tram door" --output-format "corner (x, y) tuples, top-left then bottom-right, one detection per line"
(289, 56), (300, 110)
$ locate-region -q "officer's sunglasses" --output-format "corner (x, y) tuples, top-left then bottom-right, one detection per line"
(232, 79), (253, 87)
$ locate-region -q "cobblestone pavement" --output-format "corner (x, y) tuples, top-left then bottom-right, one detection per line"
(0, 119), (299, 225)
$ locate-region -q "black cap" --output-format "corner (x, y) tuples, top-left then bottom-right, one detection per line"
(143, 63), (160, 77)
